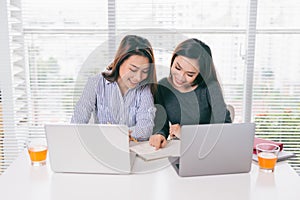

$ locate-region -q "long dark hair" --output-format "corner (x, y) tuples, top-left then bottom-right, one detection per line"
(170, 38), (219, 87)
(102, 35), (157, 94)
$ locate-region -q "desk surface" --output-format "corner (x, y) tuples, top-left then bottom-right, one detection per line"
(0, 150), (300, 200)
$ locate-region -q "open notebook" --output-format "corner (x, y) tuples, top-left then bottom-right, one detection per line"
(130, 140), (180, 161)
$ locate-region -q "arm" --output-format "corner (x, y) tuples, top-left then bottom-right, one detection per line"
(153, 84), (170, 139)
(207, 82), (232, 123)
(153, 105), (170, 139)
(129, 86), (156, 141)
(149, 84), (169, 149)
(149, 107), (169, 149)
(71, 76), (98, 123)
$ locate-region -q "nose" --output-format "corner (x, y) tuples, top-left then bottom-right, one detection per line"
(134, 71), (145, 83)
(136, 71), (142, 82)
(177, 71), (186, 81)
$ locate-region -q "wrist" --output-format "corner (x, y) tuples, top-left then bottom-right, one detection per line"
(154, 133), (166, 140)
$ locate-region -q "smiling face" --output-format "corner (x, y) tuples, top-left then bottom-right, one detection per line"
(117, 55), (150, 94)
(170, 55), (199, 91)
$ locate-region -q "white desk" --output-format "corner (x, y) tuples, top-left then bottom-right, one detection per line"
(0, 150), (300, 200)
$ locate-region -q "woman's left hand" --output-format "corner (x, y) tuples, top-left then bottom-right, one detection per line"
(169, 124), (181, 139)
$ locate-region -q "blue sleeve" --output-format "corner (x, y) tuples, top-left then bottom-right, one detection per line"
(129, 86), (156, 141)
(71, 76), (98, 123)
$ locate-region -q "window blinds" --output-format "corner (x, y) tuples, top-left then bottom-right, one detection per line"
(0, 0), (26, 174)
(0, 92), (3, 174)
(253, 0), (300, 173)
(0, 0), (300, 175)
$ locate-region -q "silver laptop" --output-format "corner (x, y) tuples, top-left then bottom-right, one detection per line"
(169, 123), (255, 177)
(45, 124), (136, 174)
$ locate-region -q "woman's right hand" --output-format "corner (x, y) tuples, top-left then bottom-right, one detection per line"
(149, 134), (167, 150)
(169, 124), (181, 139)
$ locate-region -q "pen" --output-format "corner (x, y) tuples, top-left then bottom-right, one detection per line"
(171, 136), (179, 140)
(129, 135), (138, 143)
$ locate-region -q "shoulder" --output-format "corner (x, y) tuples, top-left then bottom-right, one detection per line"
(206, 81), (222, 94)
(89, 73), (104, 82)
(157, 77), (173, 91)
(87, 73), (107, 87)
(81, 74), (106, 95)
(158, 77), (169, 86)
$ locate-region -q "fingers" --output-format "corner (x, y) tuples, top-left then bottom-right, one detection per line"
(161, 138), (167, 148)
(169, 124), (181, 139)
(154, 142), (161, 150)
(169, 127), (176, 138)
(169, 132), (175, 139)
(170, 124), (179, 134)
(153, 136), (162, 150)
(149, 135), (165, 150)
(149, 135), (155, 146)
(173, 131), (181, 139)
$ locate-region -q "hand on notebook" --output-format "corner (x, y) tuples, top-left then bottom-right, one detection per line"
(149, 134), (167, 150)
(170, 124), (181, 139)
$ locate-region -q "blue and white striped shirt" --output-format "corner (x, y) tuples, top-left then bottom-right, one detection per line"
(71, 74), (156, 140)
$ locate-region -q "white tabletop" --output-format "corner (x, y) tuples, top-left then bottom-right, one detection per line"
(0, 150), (300, 200)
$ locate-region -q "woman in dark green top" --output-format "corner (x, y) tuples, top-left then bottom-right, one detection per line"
(149, 38), (232, 149)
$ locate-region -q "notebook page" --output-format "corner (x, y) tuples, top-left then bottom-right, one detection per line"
(130, 140), (180, 161)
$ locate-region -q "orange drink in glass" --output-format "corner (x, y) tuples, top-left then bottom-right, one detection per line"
(27, 139), (48, 166)
(256, 143), (280, 172)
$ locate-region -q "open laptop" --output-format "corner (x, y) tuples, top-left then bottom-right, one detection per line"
(169, 123), (255, 177)
(45, 124), (136, 174)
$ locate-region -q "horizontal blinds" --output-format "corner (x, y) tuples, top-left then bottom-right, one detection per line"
(0, 0), (27, 175)
(253, 0), (300, 174)
(0, 92), (3, 174)
(22, 0), (108, 28)
(25, 34), (109, 138)
(0, 0), (111, 174)
(253, 34), (300, 173)
(116, 0), (247, 29)
(21, 0), (109, 140)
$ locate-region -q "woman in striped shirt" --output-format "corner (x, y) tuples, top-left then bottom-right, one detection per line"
(71, 35), (157, 141)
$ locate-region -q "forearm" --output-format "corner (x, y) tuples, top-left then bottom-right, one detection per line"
(153, 100), (169, 139)
(130, 123), (154, 141)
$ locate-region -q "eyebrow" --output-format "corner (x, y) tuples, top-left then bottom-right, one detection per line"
(176, 62), (197, 74)
(130, 64), (149, 70)
(129, 64), (139, 69)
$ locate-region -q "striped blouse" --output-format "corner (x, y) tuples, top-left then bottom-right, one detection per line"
(71, 74), (156, 141)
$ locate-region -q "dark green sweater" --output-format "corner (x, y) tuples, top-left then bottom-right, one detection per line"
(153, 78), (232, 138)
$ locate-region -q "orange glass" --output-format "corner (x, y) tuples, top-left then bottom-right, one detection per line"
(256, 143), (280, 172)
(27, 139), (48, 166)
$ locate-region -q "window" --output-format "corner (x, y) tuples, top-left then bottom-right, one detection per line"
(253, 0), (300, 172)
(1, 0), (299, 175)
(0, 91), (3, 174)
